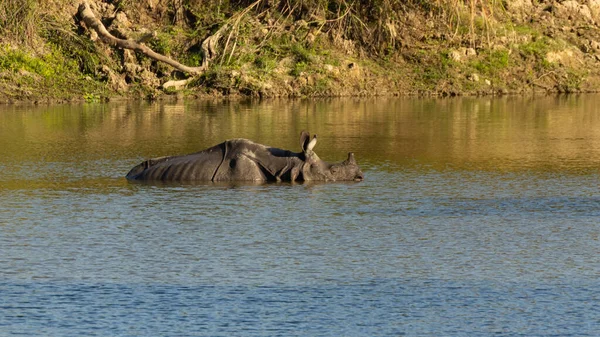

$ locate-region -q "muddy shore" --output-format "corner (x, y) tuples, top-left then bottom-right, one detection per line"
(2, 0), (600, 103)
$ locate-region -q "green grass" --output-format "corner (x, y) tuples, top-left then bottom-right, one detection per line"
(254, 55), (277, 74)
(0, 46), (62, 77)
(291, 61), (308, 77)
(471, 49), (510, 76)
(149, 32), (174, 55)
(519, 37), (553, 59)
(291, 44), (314, 64)
(0, 43), (106, 100)
(416, 51), (454, 85)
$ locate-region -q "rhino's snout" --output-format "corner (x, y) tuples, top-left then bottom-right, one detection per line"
(354, 172), (364, 181)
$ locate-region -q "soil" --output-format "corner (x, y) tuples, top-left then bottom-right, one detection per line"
(3, 0), (600, 103)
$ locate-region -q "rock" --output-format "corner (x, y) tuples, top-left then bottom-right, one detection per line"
(505, 0), (534, 21)
(485, 79), (492, 86)
(114, 11), (131, 28)
(139, 69), (160, 88)
(123, 62), (142, 74)
(588, 0), (600, 17)
(99, 65), (127, 92)
(324, 64), (339, 75)
(505, 0), (534, 11)
(449, 48), (476, 62)
(468, 73), (480, 82)
(554, 1), (594, 22)
(545, 49), (574, 64)
(449, 50), (463, 62)
(581, 43), (590, 53)
(465, 47), (477, 57)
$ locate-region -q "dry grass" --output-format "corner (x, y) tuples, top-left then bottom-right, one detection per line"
(0, 0), (39, 45)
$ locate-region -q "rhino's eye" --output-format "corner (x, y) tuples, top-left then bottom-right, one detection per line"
(330, 166), (339, 173)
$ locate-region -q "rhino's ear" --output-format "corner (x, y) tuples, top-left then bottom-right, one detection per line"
(300, 130), (310, 152)
(347, 152), (357, 164)
(306, 134), (317, 151)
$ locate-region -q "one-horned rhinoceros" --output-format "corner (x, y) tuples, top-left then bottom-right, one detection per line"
(126, 131), (364, 182)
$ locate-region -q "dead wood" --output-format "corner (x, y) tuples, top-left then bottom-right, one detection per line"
(200, 24), (228, 69)
(77, 1), (204, 75)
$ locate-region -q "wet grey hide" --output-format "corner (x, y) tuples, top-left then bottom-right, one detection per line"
(126, 131), (364, 182)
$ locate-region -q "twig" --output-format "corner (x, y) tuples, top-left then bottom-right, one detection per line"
(210, 0), (262, 66)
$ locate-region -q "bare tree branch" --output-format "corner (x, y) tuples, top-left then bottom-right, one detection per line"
(77, 1), (204, 75)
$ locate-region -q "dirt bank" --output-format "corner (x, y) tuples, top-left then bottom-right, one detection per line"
(2, 0), (600, 102)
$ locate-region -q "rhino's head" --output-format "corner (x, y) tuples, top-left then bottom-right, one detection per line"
(298, 131), (364, 182)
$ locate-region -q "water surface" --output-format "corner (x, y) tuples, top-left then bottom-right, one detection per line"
(1, 96), (599, 336)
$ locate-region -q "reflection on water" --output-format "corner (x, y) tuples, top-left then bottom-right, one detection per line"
(1, 95), (600, 181)
(1, 96), (599, 336)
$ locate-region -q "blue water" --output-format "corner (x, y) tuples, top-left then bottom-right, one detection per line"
(3, 279), (599, 337)
(2, 169), (599, 336)
(1, 99), (600, 336)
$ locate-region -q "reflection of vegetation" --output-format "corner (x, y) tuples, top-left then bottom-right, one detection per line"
(3, 97), (600, 175)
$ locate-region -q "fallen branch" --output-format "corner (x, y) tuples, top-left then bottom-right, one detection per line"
(162, 78), (193, 90)
(77, 1), (204, 75)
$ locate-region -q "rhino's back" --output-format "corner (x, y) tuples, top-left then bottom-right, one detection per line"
(212, 139), (277, 181)
(126, 139), (283, 181)
(126, 142), (226, 181)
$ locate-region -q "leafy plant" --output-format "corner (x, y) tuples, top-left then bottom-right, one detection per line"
(291, 61), (308, 77)
(83, 92), (101, 102)
(472, 49), (509, 76)
(291, 44), (313, 64)
(149, 32), (174, 55)
(254, 55), (277, 73)
(519, 37), (552, 59)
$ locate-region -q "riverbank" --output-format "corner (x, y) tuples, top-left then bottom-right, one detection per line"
(2, 0), (600, 103)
